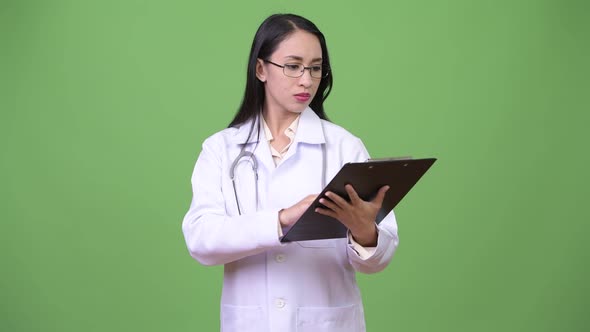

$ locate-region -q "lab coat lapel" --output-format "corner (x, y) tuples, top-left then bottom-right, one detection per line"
(254, 131), (276, 173)
(230, 115), (275, 173)
(281, 107), (326, 162)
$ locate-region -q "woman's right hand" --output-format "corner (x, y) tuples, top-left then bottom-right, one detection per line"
(279, 194), (318, 227)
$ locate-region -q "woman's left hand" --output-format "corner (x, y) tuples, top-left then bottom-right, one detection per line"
(315, 184), (390, 247)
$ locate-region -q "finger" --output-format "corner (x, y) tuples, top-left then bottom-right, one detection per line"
(319, 197), (339, 212)
(315, 207), (338, 219)
(316, 208), (352, 229)
(345, 184), (362, 204)
(372, 185), (390, 206)
(325, 191), (349, 208)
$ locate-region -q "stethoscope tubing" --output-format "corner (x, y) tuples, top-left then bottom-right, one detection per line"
(230, 121), (326, 215)
(230, 150), (259, 215)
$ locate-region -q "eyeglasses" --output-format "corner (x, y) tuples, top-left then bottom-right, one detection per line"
(263, 60), (329, 79)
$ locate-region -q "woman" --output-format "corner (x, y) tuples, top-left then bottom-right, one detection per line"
(182, 13), (399, 332)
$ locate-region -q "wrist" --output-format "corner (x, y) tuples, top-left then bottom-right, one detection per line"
(350, 224), (378, 247)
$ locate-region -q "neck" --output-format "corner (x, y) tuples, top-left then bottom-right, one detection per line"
(262, 107), (301, 137)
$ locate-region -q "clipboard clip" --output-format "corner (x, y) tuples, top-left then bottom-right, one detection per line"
(367, 156), (413, 162)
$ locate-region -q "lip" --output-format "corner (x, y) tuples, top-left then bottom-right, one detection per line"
(294, 93), (311, 102)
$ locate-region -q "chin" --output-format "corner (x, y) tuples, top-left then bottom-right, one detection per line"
(289, 105), (308, 114)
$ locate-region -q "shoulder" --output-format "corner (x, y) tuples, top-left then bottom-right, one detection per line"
(320, 119), (364, 147)
(320, 119), (370, 162)
(201, 125), (244, 149)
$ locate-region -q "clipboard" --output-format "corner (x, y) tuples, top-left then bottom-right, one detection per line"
(280, 157), (437, 242)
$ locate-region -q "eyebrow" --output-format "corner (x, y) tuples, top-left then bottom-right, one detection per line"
(283, 55), (323, 63)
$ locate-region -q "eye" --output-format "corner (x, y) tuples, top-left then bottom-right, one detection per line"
(311, 65), (322, 72)
(284, 64), (302, 71)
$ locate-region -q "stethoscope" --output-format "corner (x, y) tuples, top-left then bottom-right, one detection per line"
(229, 122), (327, 215)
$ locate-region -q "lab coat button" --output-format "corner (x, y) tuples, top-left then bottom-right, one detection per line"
(275, 254), (286, 263)
(275, 298), (286, 308)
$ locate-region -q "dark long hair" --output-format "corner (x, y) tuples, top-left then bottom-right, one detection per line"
(228, 14), (333, 128)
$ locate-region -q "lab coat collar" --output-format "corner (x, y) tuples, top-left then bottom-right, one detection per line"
(230, 107), (326, 145)
(231, 115), (263, 145)
(294, 107), (326, 145)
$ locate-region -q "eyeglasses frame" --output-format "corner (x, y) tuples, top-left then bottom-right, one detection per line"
(262, 59), (330, 79)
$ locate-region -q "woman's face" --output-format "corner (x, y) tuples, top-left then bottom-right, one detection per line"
(256, 29), (323, 116)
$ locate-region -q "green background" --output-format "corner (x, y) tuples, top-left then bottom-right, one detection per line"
(2, 0), (589, 331)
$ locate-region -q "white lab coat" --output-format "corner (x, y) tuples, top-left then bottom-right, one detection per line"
(182, 107), (399, 332)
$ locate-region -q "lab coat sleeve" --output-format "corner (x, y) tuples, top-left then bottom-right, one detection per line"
(344, 137), (400, 274)
(347, 212), (399, 274)
(182, 137), (282, 266)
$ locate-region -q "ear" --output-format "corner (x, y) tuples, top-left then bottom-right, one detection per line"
(255, 59), (266, 82)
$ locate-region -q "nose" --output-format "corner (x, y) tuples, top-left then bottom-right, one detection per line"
(298, 68), (313, 88)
